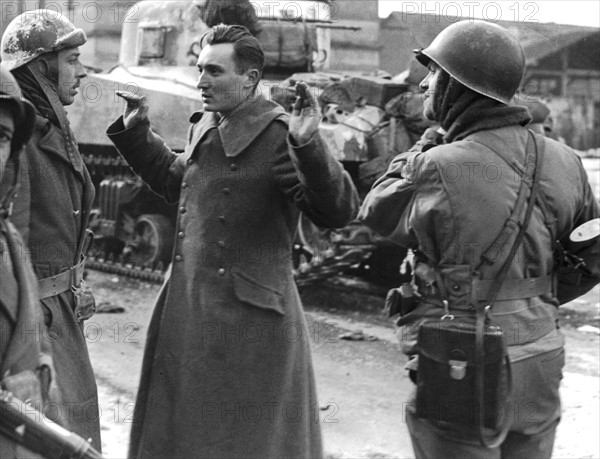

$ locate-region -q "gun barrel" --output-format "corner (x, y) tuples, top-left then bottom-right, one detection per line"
(0, 389), (103, 459)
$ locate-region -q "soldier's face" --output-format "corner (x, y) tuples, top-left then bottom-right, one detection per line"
(196, 43), (256, 115)
(420, 62), (441, 121)
(0, 106), (15, 181)
(56, 47), (87, 106)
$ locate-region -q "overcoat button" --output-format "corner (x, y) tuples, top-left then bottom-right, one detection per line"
(182, 182), (188, 188)
(178, 232), (185, 238)
(179, 207), (187, 214)
(73, 209), (80, 215)
(175, 255), (183, 262)
(218, 241), (225, 248)
(222, 188), (230, 195)
(218, 268), (226, 276)
(187, 159), (193, 165)
(230, 164), (237, 171)
(218, 215), (225, 222)
(452, 284), (461, 291)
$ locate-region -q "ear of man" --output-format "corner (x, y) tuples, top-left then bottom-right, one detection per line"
(243, 68), (260, 89)
(34, 54), (59, 82)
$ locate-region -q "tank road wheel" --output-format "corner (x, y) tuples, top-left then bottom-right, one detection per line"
(131, 214), (174, 266)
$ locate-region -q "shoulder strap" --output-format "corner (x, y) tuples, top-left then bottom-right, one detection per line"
(475, 130), (543, 448)
(483, 131), (543, 308)
(475, 132), (533, 269)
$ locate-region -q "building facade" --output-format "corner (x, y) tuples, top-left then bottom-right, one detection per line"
(380, 12), (600, 149)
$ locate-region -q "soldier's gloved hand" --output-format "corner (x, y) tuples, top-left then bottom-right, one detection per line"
(289, 81), (321, 145)
(409, 127), (444, 153)
(116, 90), (149, 129)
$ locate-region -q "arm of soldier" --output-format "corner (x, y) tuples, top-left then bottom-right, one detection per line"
(357, 150), (427, 239)
(0, 304), (14, 370)
(1, 153), (31, 244)
(106, 92), (184, 203)
(556, 170), (600, 305)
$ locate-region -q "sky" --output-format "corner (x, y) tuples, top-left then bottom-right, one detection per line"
(378, 1), (600, 27)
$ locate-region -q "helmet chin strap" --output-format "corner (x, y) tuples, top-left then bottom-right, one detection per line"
(28, 62), (84, 175)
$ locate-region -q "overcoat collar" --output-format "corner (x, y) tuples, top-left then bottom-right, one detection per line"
(188, 95), (289, 157)
(34, 115), (86, 183)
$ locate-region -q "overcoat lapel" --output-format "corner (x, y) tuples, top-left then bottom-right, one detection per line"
(187, 96), (289, 158)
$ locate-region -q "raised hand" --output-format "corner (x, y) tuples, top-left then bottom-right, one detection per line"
(289, 81), (321, 145)
(116, 90), (149, 129)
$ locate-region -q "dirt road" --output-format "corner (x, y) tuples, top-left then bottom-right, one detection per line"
(83, 271), (599, 458)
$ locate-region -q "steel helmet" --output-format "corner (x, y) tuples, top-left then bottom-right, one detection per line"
(0, 62), (36, 216)
(1, 9), (87, 71)
(414, 20), (525, 104)
(0, 62), (35, 151)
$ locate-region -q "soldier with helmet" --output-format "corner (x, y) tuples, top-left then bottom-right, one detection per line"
(520, 99), (551, 136)
(1, 9), (100, 450)
(360, 20), (600, 458)
(0, 61), (51, 458)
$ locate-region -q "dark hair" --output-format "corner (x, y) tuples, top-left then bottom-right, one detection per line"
(196, 0), (261, 36)
(201, 24), (264, 77)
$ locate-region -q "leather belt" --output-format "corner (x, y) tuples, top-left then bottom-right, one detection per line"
(38, 257), (86, 300)
(472, 275), (553, 302)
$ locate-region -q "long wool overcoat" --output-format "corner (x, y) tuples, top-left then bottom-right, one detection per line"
(107, 96), (359, 458)
(7, 113), (100, 449)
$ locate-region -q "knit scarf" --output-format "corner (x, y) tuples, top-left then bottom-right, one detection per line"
(431, 71), (531, 143)
(12, 65), (60, 127)
(12, 63), (84, 175)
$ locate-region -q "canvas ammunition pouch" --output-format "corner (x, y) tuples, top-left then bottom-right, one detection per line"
(385, 283), (416, 318)
(414, 131), (543, 448)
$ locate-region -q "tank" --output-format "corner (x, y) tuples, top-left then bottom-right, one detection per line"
(69, 0), (422, 285)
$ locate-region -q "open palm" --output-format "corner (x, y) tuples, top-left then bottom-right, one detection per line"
(116, 90), (149, 129)
(289, 81), (321, 145)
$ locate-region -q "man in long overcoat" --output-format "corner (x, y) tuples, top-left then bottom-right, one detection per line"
(108, 25), (359, 458)
(1, 10), (100, 449)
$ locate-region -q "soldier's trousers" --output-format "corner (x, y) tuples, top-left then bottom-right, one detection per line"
(406, 348), (564, 459)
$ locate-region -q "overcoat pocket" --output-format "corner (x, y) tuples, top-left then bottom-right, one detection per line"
(232, 270), (285, 315)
